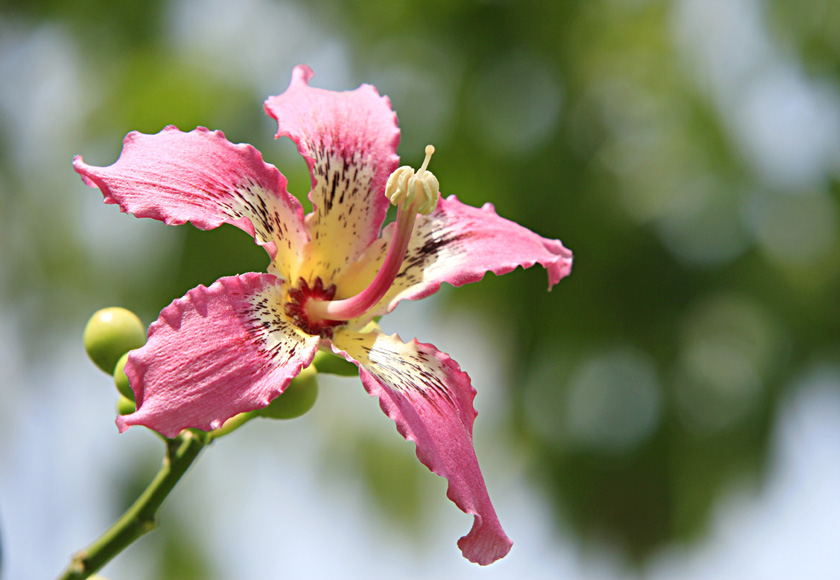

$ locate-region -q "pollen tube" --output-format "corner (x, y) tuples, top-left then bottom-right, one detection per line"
(306, 146), (439, 322)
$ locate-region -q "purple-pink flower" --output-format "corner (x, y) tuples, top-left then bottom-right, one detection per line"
(73, 65), (572, 565)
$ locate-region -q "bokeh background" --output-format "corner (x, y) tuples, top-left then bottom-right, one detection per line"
(2, 0), (840, 578)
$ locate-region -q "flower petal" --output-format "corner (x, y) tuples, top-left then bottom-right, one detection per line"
(264, 65), (400, 284)
(338, 195), (573, 314)
(73, 126), (308, 280)
(330, 327), (513, 565)
(118, 273), (320, 438)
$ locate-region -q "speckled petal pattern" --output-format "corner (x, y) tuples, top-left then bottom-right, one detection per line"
(331, 327), (513, 565)
(74, 126), (308, 280)
(264, 65), (400, 285)
(117, 273), (320, 438)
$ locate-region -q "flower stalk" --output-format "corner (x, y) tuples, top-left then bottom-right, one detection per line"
(57, 430), (207, 580)
(58, 357), (320, 580)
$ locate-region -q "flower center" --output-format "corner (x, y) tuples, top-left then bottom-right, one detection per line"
(305, 145), (440, 324)
(284, 277), (344, 338)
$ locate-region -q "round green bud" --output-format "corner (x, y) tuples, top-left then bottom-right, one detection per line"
(116, 394), (136, 416)
(113, 351), (135, 402)
(257, 365), (318, 420)
(83, 307), (146, 374)
(312, 350), (357, 377)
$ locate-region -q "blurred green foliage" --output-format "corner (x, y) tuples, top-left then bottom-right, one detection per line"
(1, 0), (839, 575)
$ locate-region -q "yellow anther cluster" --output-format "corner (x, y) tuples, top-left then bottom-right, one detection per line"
(384, 145), (440, 215)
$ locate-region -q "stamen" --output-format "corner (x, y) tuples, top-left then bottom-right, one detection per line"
(306, 146), (441, 323)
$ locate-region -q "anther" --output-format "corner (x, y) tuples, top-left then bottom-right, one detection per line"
(384, 145), (440, 215)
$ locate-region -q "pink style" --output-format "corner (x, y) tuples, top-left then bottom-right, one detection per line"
(73, 65), (573, 566)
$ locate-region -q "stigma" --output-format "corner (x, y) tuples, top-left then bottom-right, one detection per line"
(304, 145), (441, 324)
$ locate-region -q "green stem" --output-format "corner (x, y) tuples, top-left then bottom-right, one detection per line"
(56, 430), (208, 580)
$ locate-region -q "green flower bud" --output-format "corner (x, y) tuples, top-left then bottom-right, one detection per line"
(113, 351), (134, 402)
(116, 394), (136, 416)
(83, 307), (146, 374)
(312, 350), (357, 376)
(257, 365), (318, 420)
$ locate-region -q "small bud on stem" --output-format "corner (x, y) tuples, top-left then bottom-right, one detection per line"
(83, 307), (147, 374)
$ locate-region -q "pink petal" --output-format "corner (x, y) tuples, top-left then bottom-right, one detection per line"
(73, 126), (308, 278)
(264, 65), (400, 284)
(338, 194), (573, 315)
(118, 273), (320, 438)
(331, 328), (513, 565)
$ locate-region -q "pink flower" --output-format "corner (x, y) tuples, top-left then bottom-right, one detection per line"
(73, 65), (572, 565)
